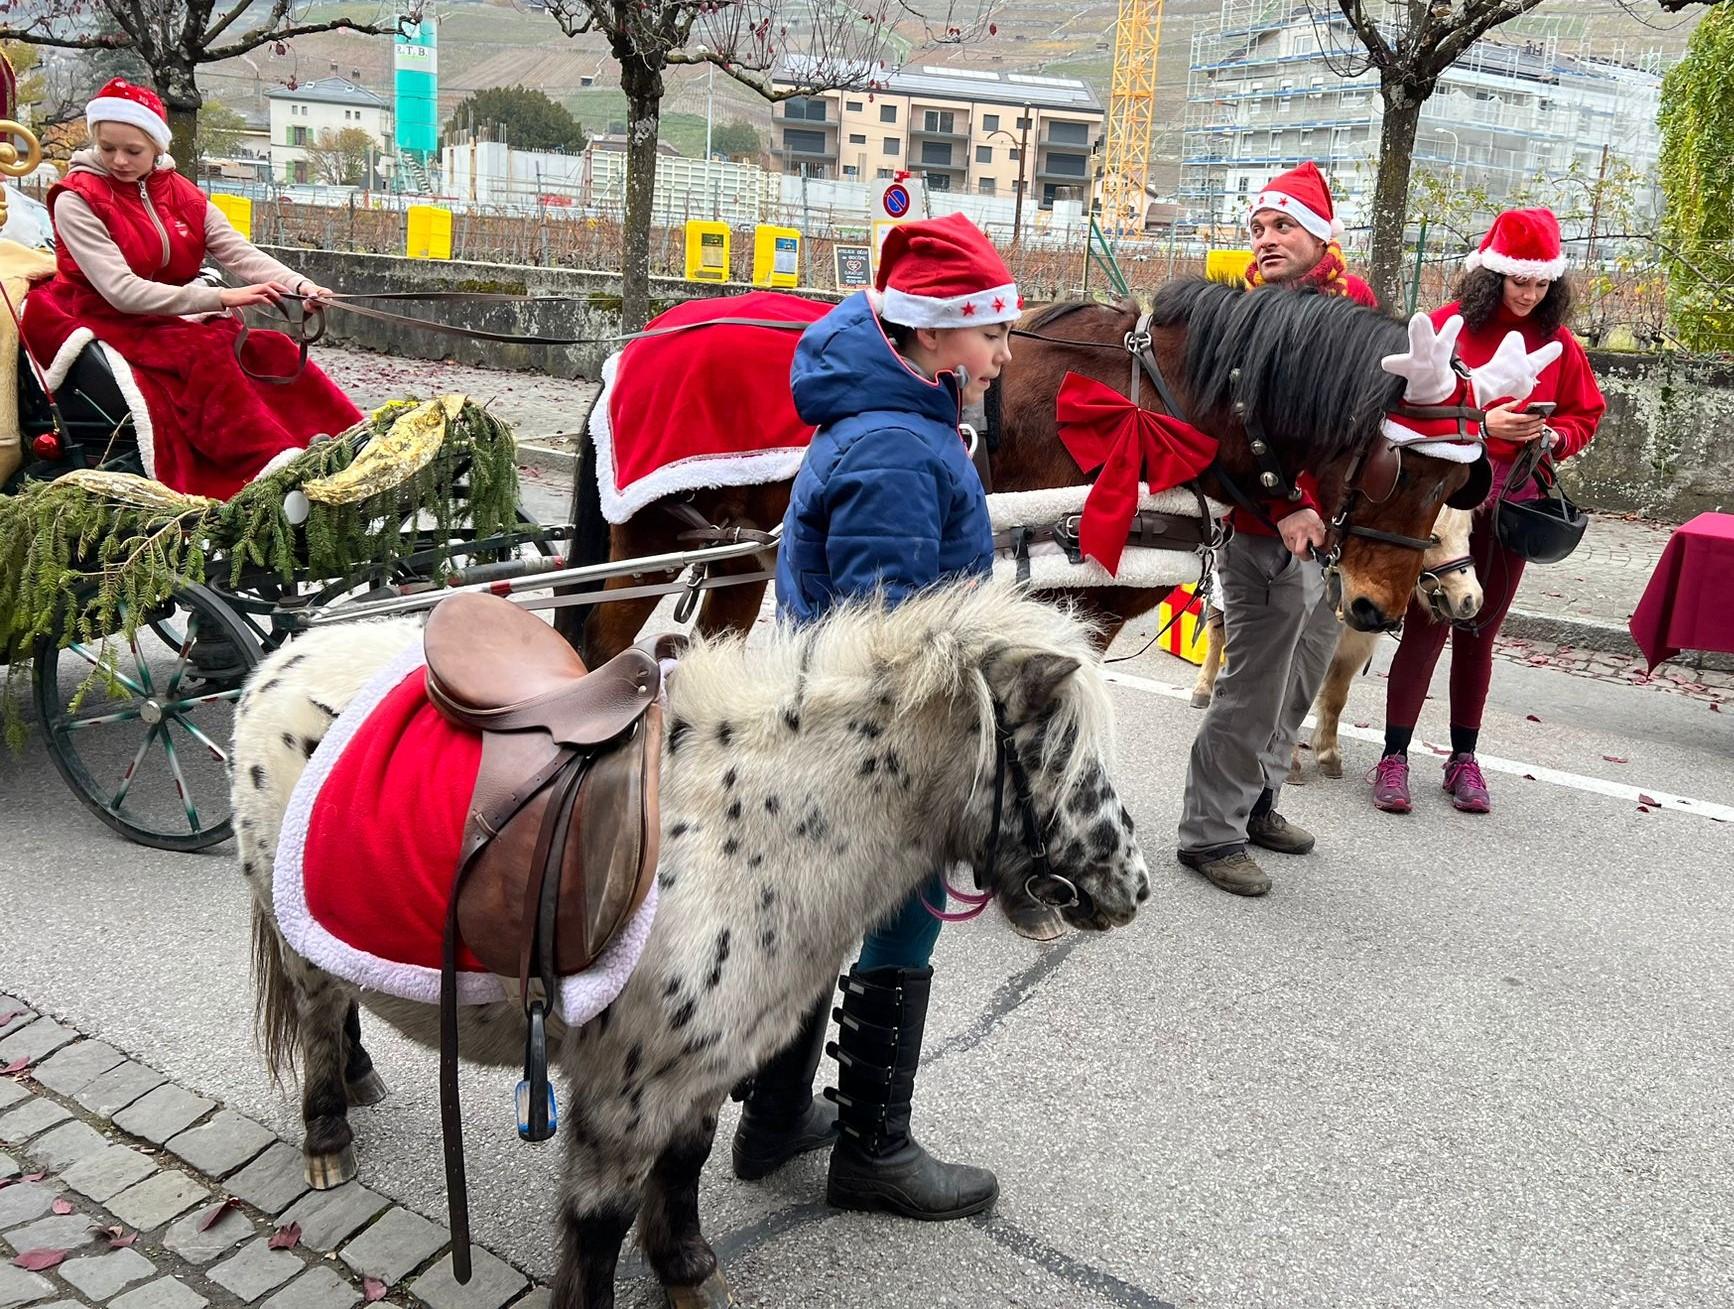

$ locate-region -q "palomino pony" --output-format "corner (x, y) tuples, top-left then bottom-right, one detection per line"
(235, 581), (1149, 1309)
(557, 279), (1482, 663)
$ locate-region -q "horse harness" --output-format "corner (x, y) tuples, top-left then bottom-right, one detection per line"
(975, 698), (1091, 916)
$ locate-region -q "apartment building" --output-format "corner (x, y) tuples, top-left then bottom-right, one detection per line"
(267, 77), (392, 186)
(1179, 0), (1663, 235)
(769, 63), (1104, 210)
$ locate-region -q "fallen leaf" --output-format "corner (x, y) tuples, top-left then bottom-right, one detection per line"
(1639, 794), (1660, 807)
(20, 1172), (43, 1183)
(1637, 804), (1652, 814)
(1713, 703), (1723, 713)
(1522, 773), (1537, 781)
(12, 1249), (67, 1272)
(108, 1230), (138, 1250)
(267, 1222), (301, 1251)
(1602, 755), (1630, 764)
(51, 1198), (74, 1216)
(198, 1198), (242, 1233)
(364, 1277), (389, 1302)
(1, 1057), (31, 1076)
(0, 1010), (22, 1027)
(1525, 714), (1542, 723)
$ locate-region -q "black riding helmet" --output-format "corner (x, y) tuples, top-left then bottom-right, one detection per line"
(1497, 486), (1587, 563)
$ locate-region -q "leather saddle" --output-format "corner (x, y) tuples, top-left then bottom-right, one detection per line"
(422, 591), (663, 1284)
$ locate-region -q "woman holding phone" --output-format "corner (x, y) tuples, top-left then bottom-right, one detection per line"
(1369, 208), (1606, 815)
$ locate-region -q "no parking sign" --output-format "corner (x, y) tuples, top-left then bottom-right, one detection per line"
(881, 182), (911, 219)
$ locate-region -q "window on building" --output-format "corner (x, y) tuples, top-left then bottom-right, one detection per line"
(1047, 119), (1088, 146)
(1016, 116), (1030, 129)
(1009, 148), (1021, 162)
(877, 167), (895, 179)
(978, 177), (995, 194)
(1044, 150), (1086, 178)
(926, 172), (951, 191)
(920, 141), (953, 166)
(783, 128), (827, 155)
(976, 144), (992, 164)
(1238, 176), (1250, 193)
(883, 136), (900, 155)
(290, 125), (309, 146)
(983, 113), (999, 132)
(846, 100), (864, 112)
(843, 164), (859, 176)
(880, 104), (897, 123)
(922, 110), (955, 134)
(849, 133), (866, 145)
(785, 97), (828, 122)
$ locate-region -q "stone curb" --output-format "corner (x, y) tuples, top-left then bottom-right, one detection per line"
(1501, 608), (1734, 674)
(0, 999), (543, 1309)
(514, 443), (577, 480)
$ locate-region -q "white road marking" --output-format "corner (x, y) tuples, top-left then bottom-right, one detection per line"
(1104, 668), (1734, 826)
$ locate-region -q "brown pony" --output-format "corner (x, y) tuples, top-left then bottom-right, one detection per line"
(558, 278), (1478, 661)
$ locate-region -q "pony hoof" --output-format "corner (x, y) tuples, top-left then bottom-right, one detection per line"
(1189, 691), (1211, 709)
(663, 1270), (735, 1309)
(1319, 757), (1344, 780)
(1285, 765), (1306, 786)
(304, 1144), (358, 1190)
(346, 1070), (389, 1107)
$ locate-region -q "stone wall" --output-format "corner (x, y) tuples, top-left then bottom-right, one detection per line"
(263, 248), (843, 381)
(272, 251), (1729, 521)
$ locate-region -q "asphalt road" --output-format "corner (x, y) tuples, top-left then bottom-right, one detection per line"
(3, 541), (1731, 1308)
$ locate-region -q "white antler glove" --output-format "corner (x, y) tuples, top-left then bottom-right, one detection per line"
(1380, 313), (1464, 406)
(1468, 331), (1565, 407)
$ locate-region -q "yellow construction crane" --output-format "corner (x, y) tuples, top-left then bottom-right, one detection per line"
(1098, 0), (1164, 239)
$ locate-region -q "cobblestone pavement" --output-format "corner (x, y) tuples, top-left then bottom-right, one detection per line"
(1, 1001), (530, 1309)
(312, 344), (1725, 670)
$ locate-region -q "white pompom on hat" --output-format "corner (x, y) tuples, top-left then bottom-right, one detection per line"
(1464, 207), (1567, 280)
(870, 212), (1022, 329)
(86, 78), (172, 153)
(1246, 161), (1345, 241)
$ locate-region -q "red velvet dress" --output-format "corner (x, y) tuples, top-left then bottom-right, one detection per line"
(22, 166), (362, 498)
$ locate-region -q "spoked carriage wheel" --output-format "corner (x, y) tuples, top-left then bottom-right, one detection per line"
(33, 581), (261, 852)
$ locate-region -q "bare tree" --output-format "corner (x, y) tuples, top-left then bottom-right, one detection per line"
(1317, 0), (1721, 308)
(542, 0), (997, 331)
(0, 0), (415, 178)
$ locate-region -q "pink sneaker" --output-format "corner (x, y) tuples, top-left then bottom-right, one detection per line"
(1443, 753), (1491, 813)
(1369, 755), (1412, 813)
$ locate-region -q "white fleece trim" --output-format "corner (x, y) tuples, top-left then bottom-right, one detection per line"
(273, 635), (659, 1024)
(987, 483), (1226, 590)
(40, 324), (94, 393)
(87, 97), (171, 152)
(877, 280), (1021, 328)
(1248, 190), (1340, 241)
(1379, 419), (1484, 463)
(250, 446), (305, 482)
(1465, 249), (1567, 280)
(588, 348), (808, 525)
(94, 341), (155, 481)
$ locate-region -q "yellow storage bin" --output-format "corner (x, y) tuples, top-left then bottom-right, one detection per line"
(210, 193), (252, 241)
(407, 205), (453, 260)
(684, 220), (731, 283)
(752, 225), (800, 288)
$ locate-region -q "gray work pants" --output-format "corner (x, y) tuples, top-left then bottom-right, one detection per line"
(1178, 531), (1342, 855)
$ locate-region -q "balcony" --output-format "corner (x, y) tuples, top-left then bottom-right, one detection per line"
(910, 122), (969, 144)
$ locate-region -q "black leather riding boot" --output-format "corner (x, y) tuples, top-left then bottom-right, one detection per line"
(729, 989), (838, 1181)
(824, 965), (999, 1221)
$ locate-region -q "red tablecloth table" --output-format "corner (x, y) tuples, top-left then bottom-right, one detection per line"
(1628, 511), (1734, 670)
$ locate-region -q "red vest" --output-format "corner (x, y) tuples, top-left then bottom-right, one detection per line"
(48, 166), (209, 295)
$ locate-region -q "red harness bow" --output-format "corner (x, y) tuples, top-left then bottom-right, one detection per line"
(1055, 371), (1219, 575)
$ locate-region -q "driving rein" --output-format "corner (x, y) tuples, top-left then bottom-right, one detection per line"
(1012, 309), (1484, 564)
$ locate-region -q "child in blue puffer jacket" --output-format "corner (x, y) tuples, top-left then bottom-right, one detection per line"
(732, 213), (1018, 1222)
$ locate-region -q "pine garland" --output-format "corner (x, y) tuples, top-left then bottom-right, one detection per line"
(1, 395), (520, 748)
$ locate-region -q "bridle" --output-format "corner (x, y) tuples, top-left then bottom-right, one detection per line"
(929, 697), (1090, 922)
(1417, 551), (1478, 627)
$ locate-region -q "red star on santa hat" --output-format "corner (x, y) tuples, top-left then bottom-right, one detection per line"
(961, 301), (976, 317)
(992, 296), (1006, 313)
(1277, 196), (1290, 207)
(1016, 295), (1024, 309)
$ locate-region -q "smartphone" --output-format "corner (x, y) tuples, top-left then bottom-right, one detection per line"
(1525, 402), (1557, 418)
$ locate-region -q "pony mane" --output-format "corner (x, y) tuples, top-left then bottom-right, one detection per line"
(1147, 277), (1407, 462)
(1021, 296), (1137, 334)
(667, 581), (1114, 795)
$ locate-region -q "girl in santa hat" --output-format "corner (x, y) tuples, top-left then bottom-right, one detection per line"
(731, 212), (1016, 1225)
(21, 78), (361, 499)
(1370, 207), (1606, 816)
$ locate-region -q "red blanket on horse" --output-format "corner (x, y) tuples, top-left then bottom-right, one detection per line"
(591, 290), (829, 523)
(273, 638), (656, 1020)
(23, 167), (360, 499)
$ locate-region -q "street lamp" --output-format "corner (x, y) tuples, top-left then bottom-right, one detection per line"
(984, 104), (1030, 249)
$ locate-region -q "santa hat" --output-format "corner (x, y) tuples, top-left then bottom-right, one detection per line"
(1464, 208), (1567, 280)
(86, 78), (171, 153)
(872, 212), (1022, 329)
(1246, 161), (1344, 242)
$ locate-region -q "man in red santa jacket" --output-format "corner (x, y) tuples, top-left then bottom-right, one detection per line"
(1178, 162), (1381, 897)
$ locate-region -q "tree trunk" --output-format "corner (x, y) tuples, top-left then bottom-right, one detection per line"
(159, 63), (202, 182)
(1368, 76), (1427, 311)
(618, 55), (664, 334)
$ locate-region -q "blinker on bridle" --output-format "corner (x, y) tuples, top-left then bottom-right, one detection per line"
(980, 699), (1082, 912)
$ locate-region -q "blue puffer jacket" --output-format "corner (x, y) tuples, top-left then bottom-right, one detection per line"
(775, 292), (994, 624)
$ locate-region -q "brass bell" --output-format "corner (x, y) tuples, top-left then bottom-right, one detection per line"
(1250, 439), (1267, 455)
(1232, 401), (1247, 417)
(1259, 471), (1280, 489)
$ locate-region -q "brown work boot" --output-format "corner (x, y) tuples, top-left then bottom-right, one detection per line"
(1177, 847), (1271, 897)
(1247, 810), (1316, 856)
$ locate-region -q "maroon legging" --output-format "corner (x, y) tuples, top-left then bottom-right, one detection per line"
(1385, 504), (1528, 731)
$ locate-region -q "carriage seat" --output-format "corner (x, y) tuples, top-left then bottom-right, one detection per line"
(424, 591), (663, 988)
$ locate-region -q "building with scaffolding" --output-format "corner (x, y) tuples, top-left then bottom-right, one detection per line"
(1178, 0), (1664, 241)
